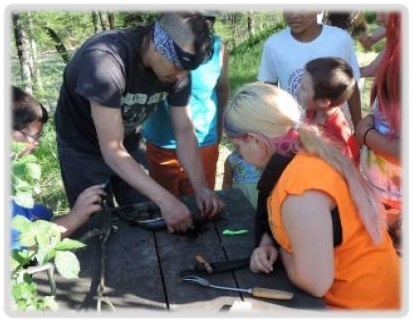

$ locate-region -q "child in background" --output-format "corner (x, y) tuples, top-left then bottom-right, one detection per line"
(11, 86), (106, 247)
(258, 11), (361, 129)
(301, 57), (360, 163)
(222, 148), (262, 209)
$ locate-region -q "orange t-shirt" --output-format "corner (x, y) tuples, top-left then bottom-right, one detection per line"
(268, 152), (400, 309)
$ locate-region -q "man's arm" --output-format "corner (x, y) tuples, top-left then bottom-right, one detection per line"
(169, 105), (224, 217)
(91, 102), (193, 233)
(216, 43), (230, 142)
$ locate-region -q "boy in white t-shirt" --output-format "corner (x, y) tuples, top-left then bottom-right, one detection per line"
(258, 11), (361, 129)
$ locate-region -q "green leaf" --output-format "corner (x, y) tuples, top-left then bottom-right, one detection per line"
(12, 279), (37, 301)
(12, 215), (33, 234)
(11, 249), (35, 271)
(42, 296), (59, 311)
(13, 193), (35, 209)
(25, 163), (42, 181)
(54, 251), (80, 278)
(35, 246), (56, 265)
(55, 238), (85, 251)
(11, 141), (28, 156)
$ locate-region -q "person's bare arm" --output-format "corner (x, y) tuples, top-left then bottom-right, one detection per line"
(91, 102), (193, 232)
(216, 43), (230, 142)
(249, 232), (278, 274)
(357, 26), (386, 50)
(356, 114), (400, 165)
(347, 82), (362, 128)
(360, 49), (385, 78)
(169, 105), (224, 218)
(280, 190), (335, 297)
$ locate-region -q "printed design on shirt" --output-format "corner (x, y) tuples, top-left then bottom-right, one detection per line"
(288, 67), (303, 105)
(121, 92), (167, 135)
(229, 152), (262, 184)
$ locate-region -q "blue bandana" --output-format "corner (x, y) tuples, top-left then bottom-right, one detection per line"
(153, 21), (207, 70)
(153, 21), (182, 69)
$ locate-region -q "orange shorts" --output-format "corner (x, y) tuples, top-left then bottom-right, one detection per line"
(146, 142), (219, 196)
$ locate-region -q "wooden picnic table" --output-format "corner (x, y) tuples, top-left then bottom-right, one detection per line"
(35, 188), (325, 313)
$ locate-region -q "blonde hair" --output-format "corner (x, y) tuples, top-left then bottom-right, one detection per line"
(225, 82), (383, 243)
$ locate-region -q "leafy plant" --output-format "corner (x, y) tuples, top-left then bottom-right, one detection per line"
(11, 142), (41, 209)
(11, 216), (85, 310)
(11, 143), (85, 311)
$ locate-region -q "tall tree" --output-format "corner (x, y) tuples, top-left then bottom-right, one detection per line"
(247, 12), (255, 37)
(44, 27), (70, 63)
(26, 12), (43, 92)
(108, 11), (115, 29)
(91, 11), (99, 34)
(12, 12), (32, 93)
(99, 11), (108, 31)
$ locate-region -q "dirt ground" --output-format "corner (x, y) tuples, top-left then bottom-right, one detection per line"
(214, 144), (232, 191)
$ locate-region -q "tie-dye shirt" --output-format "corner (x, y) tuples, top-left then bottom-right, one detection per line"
(360, 100), (401, 210)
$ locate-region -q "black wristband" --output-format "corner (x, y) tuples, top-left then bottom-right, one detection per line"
(363, 127), (375, 146)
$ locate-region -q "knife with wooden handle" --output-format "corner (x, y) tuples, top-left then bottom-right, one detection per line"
(182, 275), (294, 300)
(249, 287), (293, 300)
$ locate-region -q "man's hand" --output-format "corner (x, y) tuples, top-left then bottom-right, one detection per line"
(195, 187), (225, 219)
(159, 196), (194, 233)
(249, 245), (278, 274)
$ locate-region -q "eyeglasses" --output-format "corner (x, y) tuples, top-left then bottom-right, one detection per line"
(17, 130), (42, 143)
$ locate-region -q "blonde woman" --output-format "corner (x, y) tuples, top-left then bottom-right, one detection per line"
(224, 82), (400, 309)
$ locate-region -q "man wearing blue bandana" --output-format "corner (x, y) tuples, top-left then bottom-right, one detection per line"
(55, 12), (224, 234)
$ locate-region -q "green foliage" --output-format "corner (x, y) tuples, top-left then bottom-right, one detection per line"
(11, 138), (84, 311)
(364, 11), (377, 24)
(227, 24), (283, 92)
(34, 122), (70, 214)
(118, 11), (158, 27)
(11, 143), (41, 208)
(215, 11), (284, 52)
(11, 215), (85, 310)
(12, 275), (58, 311)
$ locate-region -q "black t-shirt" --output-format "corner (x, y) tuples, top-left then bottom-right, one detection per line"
(55, 26), (191, 155)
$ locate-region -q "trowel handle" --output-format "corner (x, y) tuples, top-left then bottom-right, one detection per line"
(251, 287), (293, 300)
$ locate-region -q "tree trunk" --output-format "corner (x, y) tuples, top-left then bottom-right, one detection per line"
(247, 12), (255, 37)
(27, 12), (43, 92)
(99, 11), (108, 31)
(44, 27), (70, 63)
(12, 13), (32, 93)
(91, 11), (99, 34)
(107, 11), (115, 29)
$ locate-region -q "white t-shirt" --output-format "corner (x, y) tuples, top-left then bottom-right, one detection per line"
(258, 24), (360, 126)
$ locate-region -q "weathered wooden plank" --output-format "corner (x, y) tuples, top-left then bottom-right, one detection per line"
(155, 193), (243, 311)
(103, 220), (166, 311)
(34, 233), (107, 311)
